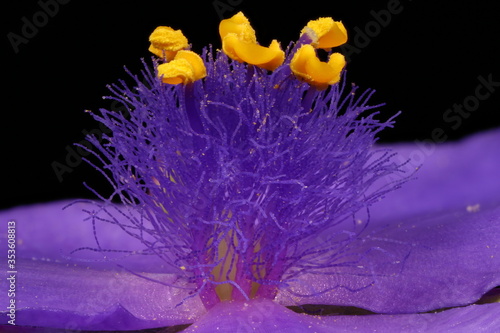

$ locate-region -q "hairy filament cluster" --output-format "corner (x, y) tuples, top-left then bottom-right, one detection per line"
(83, 43), (405, 308)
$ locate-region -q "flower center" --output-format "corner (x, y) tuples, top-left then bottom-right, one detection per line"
(210, 230), (259, 302)
(144, 11), (351, 307)
(85, 10), (404, 313)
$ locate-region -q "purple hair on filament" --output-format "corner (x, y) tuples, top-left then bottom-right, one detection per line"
(81, 45), (406, 309)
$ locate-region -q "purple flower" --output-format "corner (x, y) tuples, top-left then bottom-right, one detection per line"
(1, 12), (500, 333)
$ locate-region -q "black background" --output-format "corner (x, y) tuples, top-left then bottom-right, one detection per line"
(3, 0), (500, 210)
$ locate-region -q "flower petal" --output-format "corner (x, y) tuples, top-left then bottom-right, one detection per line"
(179, 299), (500, 333)
(0, 200), (179, 271)
(319, 303), (500, 333)
(0, 201), (206, 330)
(1, 259), (204, 330)
(277, 203), (500, 313)
(182, 298), (333, 333)
(276, 129), (500, 313)
(371, 128), (500, 221)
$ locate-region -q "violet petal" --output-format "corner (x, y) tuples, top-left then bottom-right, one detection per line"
(319, 302), (500, 333)
(182, 299), (500, 333)
(0, 258), (204, 329)
(277, 203), (500, 313)
(371, 128), (500, 221)
(0, 201), (205, 330)
(0, 200), (182, 272)
(277, 130), (500, 313)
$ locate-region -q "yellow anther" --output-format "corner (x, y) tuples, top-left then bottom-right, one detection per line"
(219, 11), (257, 44)
(157, 50), (207, 85)
(302, 17), (348, 49)
(149, 26), (189, 60)
(219, 12), (284, 70)
(222, 34), (284, 71)
(290, 44), (345, 89)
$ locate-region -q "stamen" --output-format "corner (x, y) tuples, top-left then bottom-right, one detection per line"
(149, 26), (189, 60)
(302, 17), (348, 49)
(157, 50), (207, 84)
(222, 34), (285, 71)
(85, 11), (405, 309)
(290, 44), (346, 89)
(219, 12), (285, 70)
(219, 11), (257, 44)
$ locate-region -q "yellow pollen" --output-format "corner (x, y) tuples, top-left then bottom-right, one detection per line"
(290, 44), (346, 89)
(149, 26), (189, 60)
(220, 12), (285, 71)
(211, 230), (238, 301)
(222, 34), (285, 71)
(302, 17), (348, 49)
(157, 50), (207, 85)
(219, 11), (257, 44)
